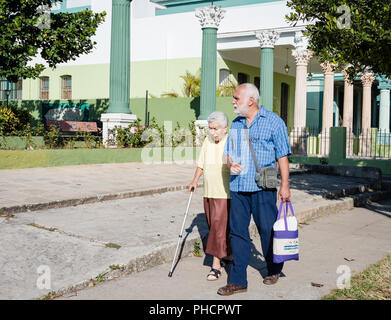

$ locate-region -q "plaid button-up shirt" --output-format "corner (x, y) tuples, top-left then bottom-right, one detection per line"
(224, 106), (291, 192)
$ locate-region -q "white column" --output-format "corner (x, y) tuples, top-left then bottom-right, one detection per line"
(379, 90), (390, 130)
(360, 72), (375, 131)
(341, 69), (354, 156)
(341, 69), (354, 129)
(320, 62), (337, 132)
(292, 32), (313, 129)
(290, 33), (312, 156)
(377, 75), (391, 146)
(377, 75), (391, 132)
(359, 71), (375, 156)
(319, 61), (337, 156)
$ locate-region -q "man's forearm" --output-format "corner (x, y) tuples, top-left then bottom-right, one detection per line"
(278, 156), (289, 186)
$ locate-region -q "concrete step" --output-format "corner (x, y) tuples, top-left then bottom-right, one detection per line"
(381, 174), (391, 190)
(381, 181), (391, 190)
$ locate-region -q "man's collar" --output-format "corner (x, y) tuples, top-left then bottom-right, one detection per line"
(239, 105), (266, 123)
(258, 105), (267, 117)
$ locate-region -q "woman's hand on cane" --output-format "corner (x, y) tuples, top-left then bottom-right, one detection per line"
(188, 181), (197, 193)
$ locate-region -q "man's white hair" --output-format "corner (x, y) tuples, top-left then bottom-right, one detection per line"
(207, 111), (229, 128)
(237, 83), (260, 105)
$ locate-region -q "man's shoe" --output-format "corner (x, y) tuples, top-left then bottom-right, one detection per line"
(217, 283), (247, 296)
(263, 274), (280, 285)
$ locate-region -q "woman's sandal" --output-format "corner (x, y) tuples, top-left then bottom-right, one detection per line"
(207, 268), (221, 281)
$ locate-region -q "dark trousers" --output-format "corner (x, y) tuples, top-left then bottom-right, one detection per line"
(228, 190), (283, 287)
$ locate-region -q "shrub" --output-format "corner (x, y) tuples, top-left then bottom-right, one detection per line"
(77, 131), (102, 149)
(44, 124), (62, 149)
(0, 104), (31, 135)
(113, 118), (151, 148)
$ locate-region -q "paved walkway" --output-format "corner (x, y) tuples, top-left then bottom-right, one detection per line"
(0, 162), (390, 300)
(60, 198), (391, 300)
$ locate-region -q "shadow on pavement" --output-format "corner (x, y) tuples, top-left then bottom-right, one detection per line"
(363, 200), (391, 219)
(168, 212), (208, 277)
(288, 174), (372, 198)
(173, 211), (292, 279)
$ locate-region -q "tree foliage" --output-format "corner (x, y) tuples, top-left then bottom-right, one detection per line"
(286, 0), (391, 79)
(0, 0), (106, 82)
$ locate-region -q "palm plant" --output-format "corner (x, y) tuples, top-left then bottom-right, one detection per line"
(180, 69), (201, 97)
(216, 77), (238, 97)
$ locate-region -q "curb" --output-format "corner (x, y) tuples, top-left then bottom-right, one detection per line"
(40, 188), (391, 300)
(0, 169), (312, 217)
(0, 183), (204, 217)
(1, 163), (382, 217)
(291, 164), (382, 189)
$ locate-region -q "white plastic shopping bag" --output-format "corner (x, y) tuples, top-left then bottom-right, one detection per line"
(273, 201), (299, 263)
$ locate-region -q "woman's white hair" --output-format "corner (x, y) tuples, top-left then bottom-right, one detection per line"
(237, 83), (260, 105)
(207, 111), (229, 128)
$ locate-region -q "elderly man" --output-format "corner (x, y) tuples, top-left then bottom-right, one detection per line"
(218, 83), (291, 296)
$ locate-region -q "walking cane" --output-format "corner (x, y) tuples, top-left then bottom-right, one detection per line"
(168, 187), (195, 277)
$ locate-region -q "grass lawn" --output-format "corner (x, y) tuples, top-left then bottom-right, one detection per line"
(323, 254), (391, 300)
(0, 147), (200, 169)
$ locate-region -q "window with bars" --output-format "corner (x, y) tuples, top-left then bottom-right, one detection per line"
(238, 72), (248, 85)
(16, 79), (22, 100)
(0, 80), (7, 100)
(254, 77), (260, 91)
(40, 77), (49, 100)
(0, 78), (22, 100)
(61, 75), (72, 99)
(219, 69), (230, 86)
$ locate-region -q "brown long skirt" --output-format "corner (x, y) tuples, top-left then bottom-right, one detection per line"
(203, 197), (232, 259)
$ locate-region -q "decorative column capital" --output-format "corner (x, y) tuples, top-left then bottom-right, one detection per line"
(195, 5), (225, 29)
(320, 61), (338, 75)
(255, 30), (280, 48)
(360, 72), (375, 87)
(292, 49), (313, 66)
(341, 68), (354, 85)
(377, 74), (391, 90)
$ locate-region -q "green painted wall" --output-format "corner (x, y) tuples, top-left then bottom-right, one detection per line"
(17, 97), (235, 127)
(18, 93), (293, 131)
(132, 96), (236, 126)
(21, 57), (295, 127)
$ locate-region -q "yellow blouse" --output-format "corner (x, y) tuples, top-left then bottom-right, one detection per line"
(197, 135), (230, 199)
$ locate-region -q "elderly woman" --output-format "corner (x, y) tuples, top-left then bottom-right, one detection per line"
(188, 111), (232, 281)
